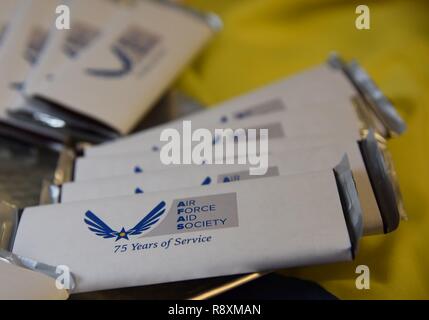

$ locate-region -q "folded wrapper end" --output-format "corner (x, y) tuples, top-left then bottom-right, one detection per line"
(39, 181), (61, 205)
(54, 147), (77, 185)
(378, 144), (408, 222)
(0, 203), (76, 292)
(155, 0), (223, 32)
(0, 202), (20, 252)
(0, 119), (65, 152)
(0, 249), (76, 293)
(334, 155), (363, 259)
(7, 97), (120, 144)
(359, 130), (404, 233)
(328, 53), (406, 138)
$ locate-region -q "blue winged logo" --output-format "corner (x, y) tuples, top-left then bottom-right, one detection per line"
(84, 201), (166, 241)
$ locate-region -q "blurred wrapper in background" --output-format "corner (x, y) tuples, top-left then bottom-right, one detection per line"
(177, 0), (429, 299)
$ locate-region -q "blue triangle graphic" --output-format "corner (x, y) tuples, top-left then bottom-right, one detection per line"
(134, 166), (143, 173)
(201, 177), (212, 185)
(135, 187), (144, 194)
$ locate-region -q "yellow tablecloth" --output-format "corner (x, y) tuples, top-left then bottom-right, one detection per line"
(179, 0), (429, 299)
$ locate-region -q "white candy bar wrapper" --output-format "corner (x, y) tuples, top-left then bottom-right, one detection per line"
(12, 161), (362, 293)
(84, 64), (358, 156)
(58, 140), (384, 235)
(55, 131), (402, 235)
(72, 110), (361, 181)
(31, 0), (219, 134)
(24, 0), (125, 96)
(0, 0), (19, 48)
(0, 0), (59, 119)
(84, 56), (406, 157)
(0, 261), (68, 300)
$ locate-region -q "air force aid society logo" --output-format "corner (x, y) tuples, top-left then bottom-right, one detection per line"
(84, 201), (166, 241)
(84, 194), (239, 243)
(86, 26), (160, 78)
